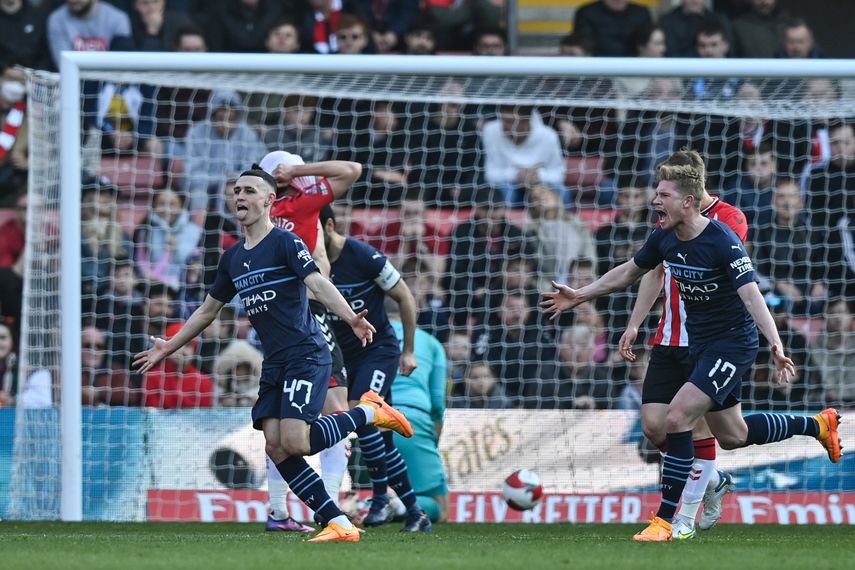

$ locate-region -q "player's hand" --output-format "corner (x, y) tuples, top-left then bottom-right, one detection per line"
(618, 326), (639, 362)
(770, 343), (796, 385)
(132, 336), (170, 375)
(350, 309), (376, 347)
(399, 351), (417, 376)
(271, 164), (296, 188)
(540, 280), (583, 321)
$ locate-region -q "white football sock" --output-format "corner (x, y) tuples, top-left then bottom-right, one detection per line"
(320, 438), (349, 507)
(330, 514), (353, 529)
(677, 458), (716, 521)
(267, 455), (290, 520)
(357, 403), (375, 423)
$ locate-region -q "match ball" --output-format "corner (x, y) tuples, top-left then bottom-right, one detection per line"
(502, 469), (543, 511)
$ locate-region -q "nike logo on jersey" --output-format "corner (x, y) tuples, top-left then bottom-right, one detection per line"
(243, 261), (251, 271)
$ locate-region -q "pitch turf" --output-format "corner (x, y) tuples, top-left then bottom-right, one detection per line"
(1, 522), (852, 570)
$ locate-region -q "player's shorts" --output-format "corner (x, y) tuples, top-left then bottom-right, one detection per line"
(392, 406), (448, 497)
(345, 342), (401, 402)
(688, 337), (758, 412)
(309, 299), (347, 389)
(641, 345), (696, 405)
(251, 355), (332, 430)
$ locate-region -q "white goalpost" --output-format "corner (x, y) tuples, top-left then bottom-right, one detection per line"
(10, 53), (855, 523)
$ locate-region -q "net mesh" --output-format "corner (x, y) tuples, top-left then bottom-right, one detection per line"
(7, 65), (854, 521)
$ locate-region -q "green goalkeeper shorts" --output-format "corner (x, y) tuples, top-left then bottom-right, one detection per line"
(391, 406), (448, 497)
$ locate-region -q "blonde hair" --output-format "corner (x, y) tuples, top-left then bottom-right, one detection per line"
(655, 148), (706, 204)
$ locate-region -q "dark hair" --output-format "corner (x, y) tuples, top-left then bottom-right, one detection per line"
(147, 282), (177, 299)
(319, 204), (335, 228)
(173, 24), (206, 49)
(630, 23), (662, 55)
(239, 164), (278, 194)
(337, 13), (369, 33)
(266, 17), (299, 37)
(784, 17), (812, 34)
(559, 31), (594, 55)
(697, 21), (729, 42)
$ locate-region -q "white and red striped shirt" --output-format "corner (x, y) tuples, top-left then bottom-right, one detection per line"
(652, 197), (749, 346)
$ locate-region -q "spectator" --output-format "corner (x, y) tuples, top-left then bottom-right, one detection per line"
(812, 299), (855, 407)
(334, 12), (372, 54)
(525, 182), (595, 292)
(184, 89), (265, 216)
(722, 141), (777, 232)
(345, 0), (418, 54)
(143, 321), (214, 408)
(206, 0), (284, 53)
(813, 196), (855, 302)
(572, 0), (652, 57)
(46, 0), (132, 69)
(0, 68), (28, 204)
(263, 95), (331, 164)
(409, 79), (482, 206)
(197, 305), (239, 374)
(554, 324), (617, 409)
(0, 321), (17, 407)
(80, 176), (133, 298)
(173, 23), (207, 52)
(806, 121), (855, 238)
(365, 187), (449, 266)
(777, 18), (819, 59)
(0, 187), (25, 338)
(689, 22), (741, 101)
(445, 329), (470, 385)
(107, 280), (176, 376)
(444, 184), (536, 328)
(630, 22), (665, 57)
(481, 104), (565, 208)
(92, 257), (145, 328)
(200, 174), (241, 287)
(265, 17), (302, 53)
(659, 0), (732, 58)
(731, 0), (789, 58)
(471, 27), (505, 56)
(401, 258), (450, 344)
(753, 178), (824, 316)
(471, 291), (557, 408)
(450, 361), (509, 409)
(95, 80), (158, 155)
(81, 323), (140, 406)
(616, 347), (648, 410)
(0, 0), (51, 70)
(133, 188), (203, 291)
(423, 0), (501, 52)
(303, 0), (340, 54)
(558, 30), (595, 57)
(213, 339), (261, 407)
(403, 25), (436, 55)
(130, 0), (194, 52)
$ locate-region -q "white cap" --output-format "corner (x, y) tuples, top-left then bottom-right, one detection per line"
(258, 150), (317, 190)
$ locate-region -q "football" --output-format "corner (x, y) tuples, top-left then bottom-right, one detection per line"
(502, 469), (544, 511)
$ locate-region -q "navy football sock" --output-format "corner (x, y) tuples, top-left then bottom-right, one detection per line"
(656, 430), (694, 522)
(356, 425), (388, 497)
(308, 408), (367, 455)
(382, 431), (418, 511)
(276, 456), (341, 523)
(744, 413), (819, 446)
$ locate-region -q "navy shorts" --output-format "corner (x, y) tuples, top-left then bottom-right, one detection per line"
(641, 345), (696, 405)
(251, 355), (332, 430)
(345, 343), (400, 403)
(688, 338), (757, 412)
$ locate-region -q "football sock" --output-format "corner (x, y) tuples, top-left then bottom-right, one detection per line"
(276, 456), (341, 524)
(744, 413), (820, 446)
(382, 431), (418, 511)
(656, 430), (694, 522)
(266, 455), (290, 520)
(319, 437), (349, 507)
(677, 438), (717, 521)
(356, 425), (388, 497)
(417, 496), (442, 523)
(329, 514), (354, 530)
(308, 408), (367, 454)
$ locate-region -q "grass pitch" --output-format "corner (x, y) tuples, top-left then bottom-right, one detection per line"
(1, 522), (852, 570)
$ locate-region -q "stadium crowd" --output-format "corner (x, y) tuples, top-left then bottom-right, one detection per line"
(0, 0), (853, 416)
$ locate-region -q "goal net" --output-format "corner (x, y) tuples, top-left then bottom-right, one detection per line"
(4, 55), (854, 523)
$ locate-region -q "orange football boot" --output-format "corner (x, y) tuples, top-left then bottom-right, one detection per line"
(814, 408), (843, 463)
(633, 515), (673, 542)
(306, 522), (361, 543)
(359, 391), (414, 438)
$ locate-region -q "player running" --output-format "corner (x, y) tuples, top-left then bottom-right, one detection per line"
(135, 167), (414, 543)
(319, 205), (432, 533)
(541, 151), (842, 543)
(258, 151), (359, 531)
(617, 150), (748, 539)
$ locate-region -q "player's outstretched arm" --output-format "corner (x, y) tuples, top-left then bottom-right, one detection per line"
(618, 264), (665, 361)
(275, 160), (362, 198)
(133, 294), (225, 374)
(540, 259), (648, 321)
(304, 272), (376, 345)
(386, 279), (418, 376)
(737, 281), (796, 384)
